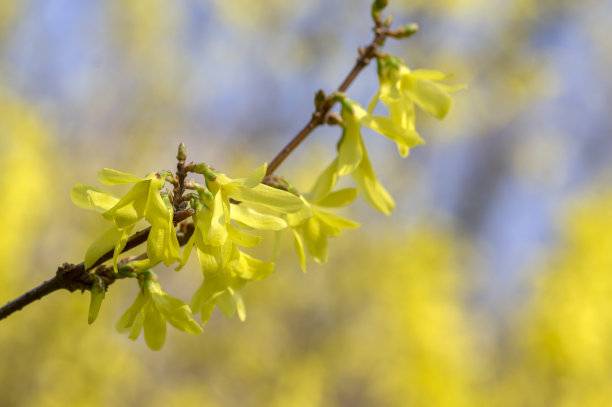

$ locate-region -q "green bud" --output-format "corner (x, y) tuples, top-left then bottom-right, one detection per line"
(158, 170), (173, 179)
(384, 15), (393, 27)
(387, 23), (419, 39)
(140, 270), (158, 288)
(190, 196), (204, 212)
(371, 0), (388, 20)
(314, 89), (326, 110)
(193, 163), (217, 181)
(376, 55), (403, 79)
(398, 23), (419, 38)
(88, 275), (105, 324)
(117, 264), (136, 278)
(177, 142), (187, 161)
(198, 188), (214, 202)
(160, 192), (173, 209)
(280, 178), (300, 196)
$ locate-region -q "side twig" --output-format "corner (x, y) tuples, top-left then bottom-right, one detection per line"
(266, 24), (389, 176)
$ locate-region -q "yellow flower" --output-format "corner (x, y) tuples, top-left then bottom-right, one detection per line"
(287, 199), (360, 269)
(176, 163), (302, 271)
(116, 271), (202, 351)
(371, 56), (464, 156)
(286, 177), (360, 269)
(71, 168), (180, 270)
(337, 98), (423, 176)
(309, 98), (403, 215)
(187, 239), (274, 323)
(173, 164), (298, 324)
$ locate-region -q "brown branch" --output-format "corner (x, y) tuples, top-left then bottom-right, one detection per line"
(266, 25), (389, 176)
(0, 209), (194, 321)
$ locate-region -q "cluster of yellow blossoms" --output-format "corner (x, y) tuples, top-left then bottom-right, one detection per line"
(71, 55), (461, 350)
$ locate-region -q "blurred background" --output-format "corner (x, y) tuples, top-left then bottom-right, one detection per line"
(1, 0), (611, 405)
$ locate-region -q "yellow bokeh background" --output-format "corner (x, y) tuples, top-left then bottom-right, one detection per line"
(1, 1), (611, 406)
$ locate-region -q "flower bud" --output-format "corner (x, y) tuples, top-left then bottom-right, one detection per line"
(88, 274), (106, 324)
(371, 0), (388, 20)
(177, 142), (187, 161)
(193, 163), (217, 181)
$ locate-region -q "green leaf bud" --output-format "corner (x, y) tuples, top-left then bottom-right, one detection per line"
(371, 0), (388, 20)
(190, 196), (205, 212)
(314, 89), (326, 110)
(388, 23), (419, 39)
(117, 264), (136, 278)
(177, 142), (187, 161)
(384, 15), (393, 27)
(160, 191), (173, 209)
(88, 274), (106, 324)
(193, 163), (217, 181)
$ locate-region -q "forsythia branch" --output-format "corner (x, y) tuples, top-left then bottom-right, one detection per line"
(0, 0), (444, 332)
(0, 209), (194, 321)
(266, 19), (398, 176)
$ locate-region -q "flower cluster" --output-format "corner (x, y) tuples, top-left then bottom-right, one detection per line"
(72, 162), (305, 349)
(70, 1), (463, 350)
(308, 57), (464, 217)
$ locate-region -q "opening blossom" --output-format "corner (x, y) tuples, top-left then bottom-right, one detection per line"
(116, 270), (202, 351)
(71, 168), (180, 272)
(176, 163), (306, 323)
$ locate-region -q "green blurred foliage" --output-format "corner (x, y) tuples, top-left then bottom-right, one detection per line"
(1, 0), (611, 406)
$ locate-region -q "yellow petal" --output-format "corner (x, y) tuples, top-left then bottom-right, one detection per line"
(112, 226), (134, 273)
(314, 188), (358, 207)
(383, 97), (419, 157)
(367, 89), (381, 114)
(194, 237), (234, 274)
(361, 114), (423, 148)
(292, 229), (307, 273)
(71, 184), (118, 213)
(402, 75), (453, 119)
(147, 221), (180, 266)
(337, 109), (363, 176)
(306, 158), (339, 203)
(199, 191), (228, 246)
(227, 223), (261, 247)
(143, 302), (167, 351)
(128, 309), (145, 340)
(409, 69), (452, 81)
(175, 231), (196, 272)
(103, 181), (150, 228)
(301, 217), (328, 264)
(216, 289), (236, 318)
(235, 251), (274, 280)
(226, 184), (304, 213)
(237, 163), (267, 188)
(351, 139), (395, 215)
(314, 208), (360, 230)
(84, 225), (123, 269)
(285, 204), (313, 228)
(151, 292), (202, 335)
(230, 204), (287, 230)
(98, 168), (144, 185)
(216, 163), (267, 189)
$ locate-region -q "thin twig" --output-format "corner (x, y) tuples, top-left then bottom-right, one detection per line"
(266, 25), (388, 176)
